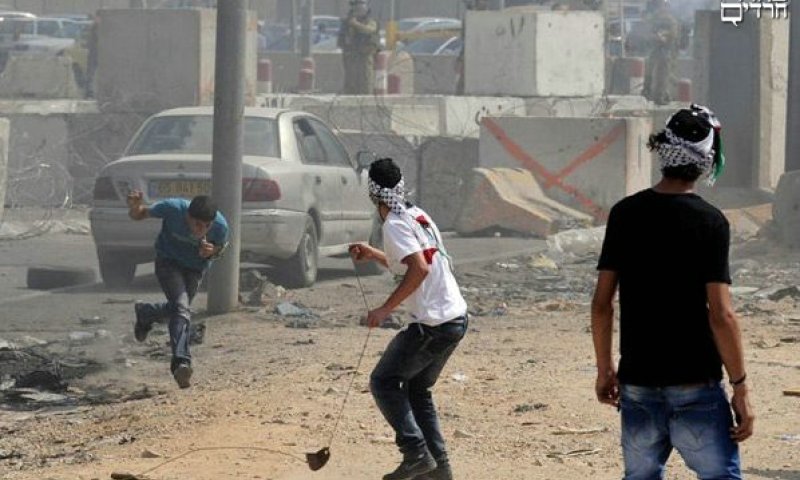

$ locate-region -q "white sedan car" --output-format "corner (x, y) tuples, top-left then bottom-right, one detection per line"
(90, 107), (380, 288)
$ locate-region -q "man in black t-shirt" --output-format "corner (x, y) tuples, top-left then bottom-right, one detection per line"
(591, 105), (754, 479)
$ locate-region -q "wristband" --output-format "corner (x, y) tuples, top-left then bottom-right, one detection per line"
(729, 374), (746, 386)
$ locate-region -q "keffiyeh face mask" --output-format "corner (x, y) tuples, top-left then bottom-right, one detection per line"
(657, 104), (726, 186)
(368, 177), (407, 216)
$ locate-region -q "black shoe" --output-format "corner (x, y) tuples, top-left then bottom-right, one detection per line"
(173, 362), (193, 389)
(414, 461), (453, 480)
(383, 451), (436, 480)
(134, 302), (152, 342)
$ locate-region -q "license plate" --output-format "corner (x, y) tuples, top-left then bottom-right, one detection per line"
(148, 180), (211, 198)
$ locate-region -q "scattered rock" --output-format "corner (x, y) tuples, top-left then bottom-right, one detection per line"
(80, 316), (107, 326)
(513, 403), (548, 414)
(141, 448), (163, 459)
(454, 429), (478, 439)
(68, 331), (95, 345)
(451, 373), (468, 383)
(528, 254), (559, 271)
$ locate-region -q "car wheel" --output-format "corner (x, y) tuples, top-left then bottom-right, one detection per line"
(98, 250), (137, 288)
(276, 218), (318, 289)
(26, 266), (96, 290)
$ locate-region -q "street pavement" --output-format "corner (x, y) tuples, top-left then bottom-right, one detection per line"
(0, 231), (545, 338)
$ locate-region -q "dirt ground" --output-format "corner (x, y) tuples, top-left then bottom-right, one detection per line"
(1, 239), (799, 480)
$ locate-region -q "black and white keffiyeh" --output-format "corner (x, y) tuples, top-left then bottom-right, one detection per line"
(657, 104), (726, 185)
(368, 177), (407, 216)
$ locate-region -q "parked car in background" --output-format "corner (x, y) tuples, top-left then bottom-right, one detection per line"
(90, 107), (381, 288)
(401, 35), (461, 55)
(396, 17), (461, 33)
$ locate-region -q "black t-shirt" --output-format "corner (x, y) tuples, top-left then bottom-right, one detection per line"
(597, 189), (731, 386)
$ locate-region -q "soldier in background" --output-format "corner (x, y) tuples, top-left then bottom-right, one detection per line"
(641, 0), (679, 105)
(338, 0), (379, 95)
(456, 0), (489, 95)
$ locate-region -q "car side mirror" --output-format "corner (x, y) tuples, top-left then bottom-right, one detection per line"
(356, 151), (376, 173)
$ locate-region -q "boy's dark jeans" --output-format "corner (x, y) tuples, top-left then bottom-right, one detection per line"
(370, 316), (468, 462)
(137, 257), (203, 370)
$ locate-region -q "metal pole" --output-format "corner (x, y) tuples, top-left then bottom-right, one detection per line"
(300, 0), (313, 58)
(619, 0), (626, 57)
(207, 0), (246, 314)
(289, 0), (298, 53)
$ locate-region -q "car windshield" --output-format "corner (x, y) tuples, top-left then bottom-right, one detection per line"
(403, 37), (449, 54)
(128, 115), (280, 157)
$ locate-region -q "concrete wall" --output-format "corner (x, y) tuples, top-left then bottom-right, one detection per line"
(465, 10), (605, 97)
(0, 119), (8, 218)
(0, 55), (82, 100)
(97, 8), (258, 113)
(479, 116), (653, 218)
(694, 10), (789, 189)
(1, 101), (145, 206)
(411, 54), (459, 95)
(786, 3), (800, 172)
(418, 137), (480, 230)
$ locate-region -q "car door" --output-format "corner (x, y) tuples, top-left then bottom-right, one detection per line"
(307, 118), (374, 244)
(292, 117), (345, 246)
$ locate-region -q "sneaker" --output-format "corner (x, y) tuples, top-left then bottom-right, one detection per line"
(133, 302), (152, 342)
(383, 451), (436, 480)
(173, 362), (193, 389)
(414, 461), (453, 480)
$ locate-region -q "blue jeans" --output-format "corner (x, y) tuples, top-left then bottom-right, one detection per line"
(370, 317), (467, 461)
(137, 257), (203, 371)
(620, 383), (741, 480)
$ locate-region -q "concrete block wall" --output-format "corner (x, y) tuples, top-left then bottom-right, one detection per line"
(465, 10), (605, 97)
(0, 55), (83, 100)
(1, 101), (145, 206)
(411, 54), (459, 95)
(479, 116), (653, 219)
(97, 8), (258, 113)
(0, 119), (8, 218)
(694, 10), (789, 189)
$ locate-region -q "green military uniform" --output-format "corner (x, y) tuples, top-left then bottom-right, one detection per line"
(339, 14), (379, 94)
(642, 9), (679, 105)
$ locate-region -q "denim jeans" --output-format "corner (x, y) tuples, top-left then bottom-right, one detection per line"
(620, 383), (741, 480)
(370, 317), (468, 462)
(137, 257), (203, 370)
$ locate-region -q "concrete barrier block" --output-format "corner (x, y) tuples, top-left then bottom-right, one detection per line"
(0, 55), (82, 99)
(479, 116), (653, 219)
(722, 203), (773, 242)
(454, 167), (592, 237)
(465, 10), (605, 97)
(0, 118), (8, 219)
(418, 137), (480, 231)
(97, 9), (257, 112)
(411, 54), (458, 95)
(773, 170), (800, 248)
(337, 131), (420, 200)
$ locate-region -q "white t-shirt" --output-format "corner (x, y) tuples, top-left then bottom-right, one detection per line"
(382, 205), (468, 327)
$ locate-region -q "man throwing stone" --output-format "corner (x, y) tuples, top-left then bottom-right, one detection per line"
(350, 158), (467, 480)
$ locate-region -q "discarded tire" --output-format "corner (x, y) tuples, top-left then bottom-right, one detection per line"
(26, 266), (97, 290)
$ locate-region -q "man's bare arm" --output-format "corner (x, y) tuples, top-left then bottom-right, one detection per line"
(592, 270), (619, 406)
(707, 282), (754, 442)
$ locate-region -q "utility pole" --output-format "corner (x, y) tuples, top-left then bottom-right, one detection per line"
(300, 0), (313, 58)
(289, 0), (298, 53)
(207, 0), (246, 314)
